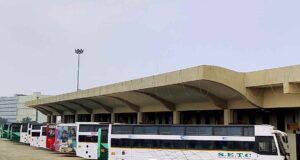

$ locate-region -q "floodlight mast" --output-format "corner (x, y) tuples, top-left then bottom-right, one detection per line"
(75, 49), (84, 91)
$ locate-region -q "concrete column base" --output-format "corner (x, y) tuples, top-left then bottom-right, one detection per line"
(173, 111), (180, 124)
(137, 112), (143, 124)
(75, 114), (78, 122)
(111, 113), (115, 124)
(61, 115), (65, 123)
(91, 114), (94, 122)
(224, 109), (233, 125)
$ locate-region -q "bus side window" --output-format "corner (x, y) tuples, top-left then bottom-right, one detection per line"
(42, 127), (46, 136)
(256, 136), (277, 155)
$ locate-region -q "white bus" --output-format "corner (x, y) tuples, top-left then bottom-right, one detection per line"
(37, 125), (47, 148)
(30, 124), (43, 147)
(76, 122), (109, 159)
(20, 123), (30, 144)
(109, 125), (290, 160)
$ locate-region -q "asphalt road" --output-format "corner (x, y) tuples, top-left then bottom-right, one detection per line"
(0, 138), (85, 160)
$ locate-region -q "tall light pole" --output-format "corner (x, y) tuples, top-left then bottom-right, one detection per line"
(75, 49), (84, 91)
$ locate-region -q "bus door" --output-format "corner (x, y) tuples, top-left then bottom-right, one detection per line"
(27, 124), (32, 144)
(20, 124), (29, 143)
(256, 136), (285, 160)
(98, 128), (108, 160)
(38, 126), (47, 148)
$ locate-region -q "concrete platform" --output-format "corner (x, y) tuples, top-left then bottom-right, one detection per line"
(0, 138), (85, 160)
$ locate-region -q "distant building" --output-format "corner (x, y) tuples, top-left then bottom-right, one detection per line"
(0, 92), (48, 123)
(16, 92), (49, 123)
(0, 96), (18, 122)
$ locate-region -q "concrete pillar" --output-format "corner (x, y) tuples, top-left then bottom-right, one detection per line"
(224, 109), (233, 125)
(50, 115), (55, 123)
(75, 114), (78, 122)
(61, 115), (65, 123)
(111, 113), (115, 124)
(47, 116), (51, 123)
(173, 111), (180, 124)
(91, 114), (94, 122)
(161, 114), (166, 124)
(128, 115), (131, 124)
(137, 112), (143, 124)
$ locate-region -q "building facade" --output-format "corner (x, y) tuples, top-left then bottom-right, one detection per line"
(16, 92), (48, 123)
(0, 92), (48, 123)
(0, 96), (18, 122)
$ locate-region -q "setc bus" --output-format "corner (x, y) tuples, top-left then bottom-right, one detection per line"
(30, 124), (43, 147)
(54, 123), (77, 153)
(2, 124), (10, 138)
(7, 123), (14, 139)
(109, 125), (290, 160)
(20, 123), (30, 144)
(46, 124), (56, 150)
(10, 123), (25, 142)
(38, 125), (47, 148)
(76, 122), (109, 159)
(0, 124), (3, 138)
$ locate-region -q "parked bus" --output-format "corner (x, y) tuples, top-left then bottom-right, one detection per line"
(2, 124), (10, 138)
(30, 124), (43, 147)
(20, 123), (30, 144)
(46, 124), (56, 150)
(7, 123), (14, 139)
(54, 123), (77, 153)
(76, 122), (109, 159)
(10, 123), (25, 142)
(0, 124), (3, 138)
(37, 125), (47, 148)
(109, 125), (290, 160)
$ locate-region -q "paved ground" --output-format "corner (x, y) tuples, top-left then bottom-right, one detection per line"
(0, 138), (85, 160)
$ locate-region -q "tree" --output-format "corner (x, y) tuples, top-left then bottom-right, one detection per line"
(21, 117), (32, 123)
(0, 117), (8, 124)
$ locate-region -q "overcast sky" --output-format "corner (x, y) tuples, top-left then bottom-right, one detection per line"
(0, 0), (299, 96)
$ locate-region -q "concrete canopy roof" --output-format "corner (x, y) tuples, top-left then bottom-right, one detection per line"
(26, 65), (300, 115)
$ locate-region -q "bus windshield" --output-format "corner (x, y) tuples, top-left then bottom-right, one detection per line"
(276, 134), (287, 156)
(22, 124), (28, 132)
(12, 125), (21, 132)
(3, 125), (9, 130)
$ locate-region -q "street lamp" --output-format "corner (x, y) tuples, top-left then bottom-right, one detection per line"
(75, 49), (84, 91)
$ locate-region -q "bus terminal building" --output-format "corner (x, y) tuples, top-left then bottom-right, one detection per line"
(26, 65), (300, 134)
